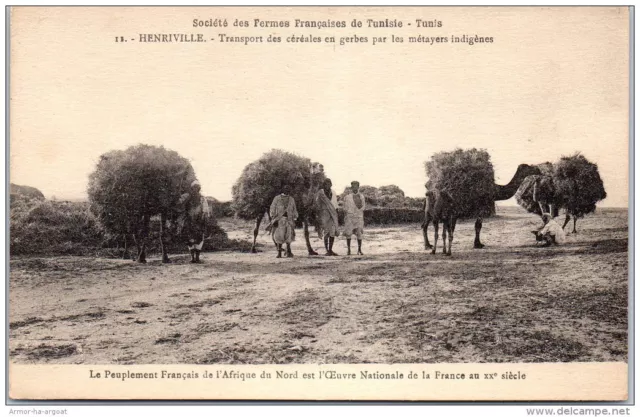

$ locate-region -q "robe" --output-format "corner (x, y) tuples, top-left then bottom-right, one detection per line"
(343, 192), (365, 239)
(539, 219), (566, 245)
(269, 194), (298, 244)
(315, 189), (339, 238)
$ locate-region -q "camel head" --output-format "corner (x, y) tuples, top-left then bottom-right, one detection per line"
(494, 164), (544, 201)
(310, 162), (324, 175)
(307, 161), (326, 190)
(515, 164), (544, 180)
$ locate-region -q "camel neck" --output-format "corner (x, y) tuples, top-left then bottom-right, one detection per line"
(494, 169), (527, 201)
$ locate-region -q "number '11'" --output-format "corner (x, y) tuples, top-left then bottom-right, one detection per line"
(115, 36), (125, 42)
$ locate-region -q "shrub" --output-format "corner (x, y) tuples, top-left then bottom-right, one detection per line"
(336, 208), (424, 226)
(206, 197), (234, 218)
(10, 200), (105, 256)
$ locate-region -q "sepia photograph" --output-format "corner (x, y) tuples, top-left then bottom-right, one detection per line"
(7, 6), (630, 401)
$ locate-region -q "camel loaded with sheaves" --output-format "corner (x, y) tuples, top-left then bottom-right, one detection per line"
(514, 154), (607, 234)
(422, 151), (543, 255)
(232, 149), (327, 256)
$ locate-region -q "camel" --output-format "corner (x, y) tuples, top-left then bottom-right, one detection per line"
(514, 174), (587, 234)
(250, 162), (325, 256)
(425, 189), (456, 255)
(422, 164), (542, 250)
(123, 181), (211, 263)
(514, 174), (561, 218)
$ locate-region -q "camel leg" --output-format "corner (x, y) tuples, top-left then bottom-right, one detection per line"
(431, 221), (439, 255)
(251, 213), (265, 253)
(474, 218), (485, 249)
(422, 215), (433, 250)
(572, 216), (578, 234)
(268, 213), (278, 248)
(562, 213), (571, 230)
(441, 224), (447, 254)
(304, 219), (319, 256)
(446, 219), (455, 256)
(160, 213), (171, 263)
(329, 236), (337, 256)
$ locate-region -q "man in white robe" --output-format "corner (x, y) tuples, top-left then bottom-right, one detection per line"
(268, 185), (298, 258)
(533, 213), (566, 247)
(315, 178), (340, 256)
(343, 180), (365, 255)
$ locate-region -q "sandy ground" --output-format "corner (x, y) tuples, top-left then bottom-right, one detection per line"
(9, 207), (628, 364)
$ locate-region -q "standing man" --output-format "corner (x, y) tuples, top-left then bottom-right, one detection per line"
(268, 184), (298, 258)
(315, 178), (340, 256)
(343, 180), (365, 255)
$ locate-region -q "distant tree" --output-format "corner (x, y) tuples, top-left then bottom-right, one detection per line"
(231, 149), (327, 255)
(340, 185), (379, 206)
(403, 196), (425, 210)
(377, 185), (406, 207)
(339, 184), (415, 208)
(88, 144), (208, 263)
(10, 183), (45, 201)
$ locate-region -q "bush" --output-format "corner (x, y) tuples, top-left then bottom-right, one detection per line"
(10, 200), (105, 256)
(339, 184), (417, 209)
(425, 148), (496, 219)
(206, 197), (234, 218)
(10, 198), (230, 257)
(336, 208), (424, 226)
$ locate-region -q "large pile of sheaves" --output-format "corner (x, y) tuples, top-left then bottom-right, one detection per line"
(514, 162), (558, 216)
(425, 148), (496, 219)
(554, 153), (607, 216)
(514, 154), (607, 218)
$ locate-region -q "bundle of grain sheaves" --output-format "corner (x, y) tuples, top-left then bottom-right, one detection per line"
(514, 153), (607, 218)
(425, 148), (496, 219)
(514, 162), (558, 216)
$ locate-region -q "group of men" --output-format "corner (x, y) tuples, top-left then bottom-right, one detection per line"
(268, 179), (366, 258)
(267, 178), (566, 259)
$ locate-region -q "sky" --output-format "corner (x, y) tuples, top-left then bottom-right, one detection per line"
(10, 7), (630, 207)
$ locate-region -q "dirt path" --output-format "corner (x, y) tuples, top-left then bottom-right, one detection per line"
(9, 208), (628, 364)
